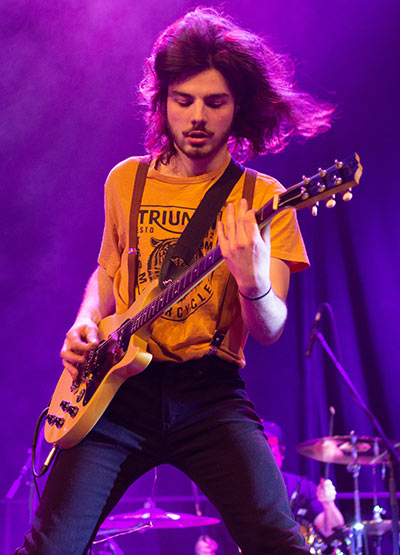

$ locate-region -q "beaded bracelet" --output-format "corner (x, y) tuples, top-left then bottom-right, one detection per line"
(238, 284), (272, 301)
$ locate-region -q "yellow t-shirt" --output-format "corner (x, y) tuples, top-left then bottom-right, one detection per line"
(98, 156), (309, 367)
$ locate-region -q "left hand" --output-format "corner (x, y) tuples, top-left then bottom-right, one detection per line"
(316, 478), (337, 504)
(217, 199), (271, 296)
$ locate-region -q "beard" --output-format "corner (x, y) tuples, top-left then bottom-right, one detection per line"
(166, 122), (232, 161)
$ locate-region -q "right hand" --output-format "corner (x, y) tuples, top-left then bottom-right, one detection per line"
(60, 319), (99, 380)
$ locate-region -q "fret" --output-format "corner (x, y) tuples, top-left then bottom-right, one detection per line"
(198, 256), (207, 276)
(180, 273), (188, 290)
(173, 280), (181, 297)
(156, 295), (164, 313)
(164, 285), (172, 304)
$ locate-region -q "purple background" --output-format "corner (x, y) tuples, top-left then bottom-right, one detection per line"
(2, 1), (400, 553)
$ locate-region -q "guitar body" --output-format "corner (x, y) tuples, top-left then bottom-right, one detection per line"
(44, 282), (160, 448)
(44, 153), (362, 450)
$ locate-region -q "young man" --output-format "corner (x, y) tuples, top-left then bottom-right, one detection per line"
(17, 8), (333, 554)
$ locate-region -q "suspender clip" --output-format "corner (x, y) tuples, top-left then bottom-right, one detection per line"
(208, 331), (225, 355)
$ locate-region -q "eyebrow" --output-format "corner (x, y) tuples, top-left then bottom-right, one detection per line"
(170, 90), (231, 101)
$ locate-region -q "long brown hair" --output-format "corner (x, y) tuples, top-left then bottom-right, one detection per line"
(139, 7), (334, 163)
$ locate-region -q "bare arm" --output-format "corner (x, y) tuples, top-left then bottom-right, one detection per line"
(60, 265), (115, 379)
(217, 199), (290, 344)
(313, 479), (345, 536)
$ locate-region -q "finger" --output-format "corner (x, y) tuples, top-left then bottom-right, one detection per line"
(67, 327), (99, 351)
(62, 360), (79, 380)
(61, 349), (87, 364)
(236, 199), (254, 245)
(241, 209), (260, 245)
(224, 202), (237, 249)
(216, 220), (230, 257)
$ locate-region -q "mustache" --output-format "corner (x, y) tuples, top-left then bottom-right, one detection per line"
(183, 126), (213, 137)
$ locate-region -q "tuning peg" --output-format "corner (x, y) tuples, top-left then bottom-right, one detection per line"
(326, 195), (336, 209)
(318, 168), (327, 178)
(302, 175), (310, 185)
(333, 175), (343, 186)
(311, 202), (319, 216)
(342, 188), (353, 202)
(335, 159), (344, 170)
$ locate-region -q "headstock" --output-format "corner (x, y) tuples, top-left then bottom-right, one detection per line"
(278, 153), (363, 215)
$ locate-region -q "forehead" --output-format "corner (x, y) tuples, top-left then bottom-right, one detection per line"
(169, 68), (233, 97)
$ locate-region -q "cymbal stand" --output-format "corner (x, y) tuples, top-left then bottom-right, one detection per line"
(371, 505), (384, 555)
(314, 330), (400, 555)
(346, 432), (363, 555)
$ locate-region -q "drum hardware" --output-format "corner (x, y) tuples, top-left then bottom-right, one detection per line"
(298, 433), (400, 555)
(304, 319), (400, 555)
(93, 471), (221, 552)
(347, 433), (365, 555)
(296, 435), (399, 467)
(98, 502), (221, 531)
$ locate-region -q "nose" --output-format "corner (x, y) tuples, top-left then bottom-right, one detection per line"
(191, 100), (207, 125)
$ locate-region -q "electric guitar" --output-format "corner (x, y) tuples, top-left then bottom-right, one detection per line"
(45, 153), (363, 448)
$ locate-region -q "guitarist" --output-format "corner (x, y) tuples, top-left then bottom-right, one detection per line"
(17, 7), (333, 554)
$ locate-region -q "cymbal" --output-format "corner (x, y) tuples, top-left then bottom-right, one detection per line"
(362, 520), (399, 536)
(296, 435), (397, 465)
(99, 505), (220, 532)
(343, 520), (399, 536)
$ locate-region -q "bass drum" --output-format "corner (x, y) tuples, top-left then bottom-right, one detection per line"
(299, 520), (350, 554)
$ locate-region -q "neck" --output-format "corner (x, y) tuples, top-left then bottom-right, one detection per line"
(158, 146), (230, 177)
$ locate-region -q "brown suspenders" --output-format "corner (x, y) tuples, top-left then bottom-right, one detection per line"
(127, 161), (258, 353)
(127, 161), (149, 307)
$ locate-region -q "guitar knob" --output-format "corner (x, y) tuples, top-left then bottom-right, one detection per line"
(54, 417), (65, 429)
(60, 400), (71, 412)
(342, 188), (353, 202)
(46, 414), (56, 426)
(326, 195), (336, 209)
(68, 405), (79, 418)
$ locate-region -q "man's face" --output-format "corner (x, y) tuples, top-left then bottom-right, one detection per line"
(166, 68), (236, 163)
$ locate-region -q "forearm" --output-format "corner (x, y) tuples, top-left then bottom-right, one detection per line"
(74, 265), (115, 325)
(239, 287), (287, 344)
(314, 502), (345, 536)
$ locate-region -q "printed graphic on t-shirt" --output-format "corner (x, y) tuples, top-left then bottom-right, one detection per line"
(137, 204), (219, 322)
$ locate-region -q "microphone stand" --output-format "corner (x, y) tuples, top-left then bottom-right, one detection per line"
(313, 330), (400, 555)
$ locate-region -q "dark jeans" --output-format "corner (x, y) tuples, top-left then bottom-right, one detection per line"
(16, 356), (307, 554)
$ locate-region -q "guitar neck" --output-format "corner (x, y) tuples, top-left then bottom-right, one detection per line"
(122, 153), (362, 339)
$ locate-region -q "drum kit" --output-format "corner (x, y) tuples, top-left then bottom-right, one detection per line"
(93, 434), (399, 555)
(296, 434), (400, 555)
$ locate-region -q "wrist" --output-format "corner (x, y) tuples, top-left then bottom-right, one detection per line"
(239, 284), (272, 301)
(75, 308), (101, 326)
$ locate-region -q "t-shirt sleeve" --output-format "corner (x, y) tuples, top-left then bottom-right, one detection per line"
(270, 208), (310, 273)
(97, 172), (122, 278)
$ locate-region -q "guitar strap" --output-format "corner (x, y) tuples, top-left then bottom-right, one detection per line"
(209, 167), (257, 353)
(128, 160), (150, 307)
(158, 158), (245, 288)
